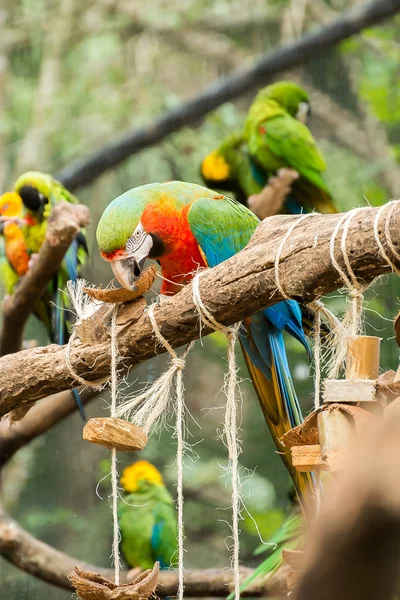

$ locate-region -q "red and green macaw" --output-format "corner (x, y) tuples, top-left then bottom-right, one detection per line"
(97, 181), (314, 503)
(0, 172), (88, 419)
(118, 460), (177, 570)
(201, 81), (337, 215)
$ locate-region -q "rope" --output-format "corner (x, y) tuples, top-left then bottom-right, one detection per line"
(110, 306), (122, 583)
(328, 208), (370, 378)
(64, 329), (109, 389)
(274, 213), (318, 300)
(116, 303), (194, 600)
(373, 200), (400, 276)
(147, 304), (192, 600)
(192, 272), (242, 600)
(272, 213), (341, 409)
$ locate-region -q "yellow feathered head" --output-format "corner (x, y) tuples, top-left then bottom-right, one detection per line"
(120, 460), (163, 493)
(201, 151), (231, 182)
(0, 192), (23, 218)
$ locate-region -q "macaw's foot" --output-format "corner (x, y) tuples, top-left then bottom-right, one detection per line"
(248, 168), (299, 220)
(28, 253), (39, 270)
(126, 567), (142, 582)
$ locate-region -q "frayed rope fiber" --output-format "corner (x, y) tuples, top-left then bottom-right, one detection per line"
(329, 202), (400, 378)
(192, 272), (242, 600)
(110, 306), (122, 583)
(116, 302), (194, 600)
(273, 212), (342, 409)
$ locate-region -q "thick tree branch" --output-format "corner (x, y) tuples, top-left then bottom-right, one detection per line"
(55, 0), (400, 191)
(0, 205), (399, 417)
(0, 202), (90, 356)
(0, 502), (285, 596)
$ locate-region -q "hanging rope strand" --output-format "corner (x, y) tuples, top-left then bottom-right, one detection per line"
(110, 306), (122, 584)
(192, 272), (242, 600)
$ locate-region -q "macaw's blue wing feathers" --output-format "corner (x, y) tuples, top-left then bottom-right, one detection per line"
(72, 389), (86, 421)
(64, 238), (79, 282)
(188, 195), (313, 502)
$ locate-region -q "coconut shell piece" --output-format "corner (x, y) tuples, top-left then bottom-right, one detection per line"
(83, 266), (156, 304)
(83, 417), (148, 452)
(68, 562), (159, 600)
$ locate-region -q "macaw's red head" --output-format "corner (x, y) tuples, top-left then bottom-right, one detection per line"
(96, 183), (172, 290)
(97, 181), (209, 292)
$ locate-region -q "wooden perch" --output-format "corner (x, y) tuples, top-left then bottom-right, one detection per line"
(0, 202), (90, 356)
(0, 501), (284, 596)
(55, 0), (400, 191)
(0, 205), (399, 418)
(296, 410), (400, 600)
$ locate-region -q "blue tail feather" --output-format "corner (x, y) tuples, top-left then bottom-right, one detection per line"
(72, 388), (86, 421)
(240, 300), (309, 429)
(53, 238), (86, 420)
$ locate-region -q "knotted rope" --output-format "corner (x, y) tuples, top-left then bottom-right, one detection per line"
(273, 212), (342, 409)
(116, 303), (194, 600)
(328, 202), (400, 377)
(110, 306), (122, 583)
(192, 272), (242, 600)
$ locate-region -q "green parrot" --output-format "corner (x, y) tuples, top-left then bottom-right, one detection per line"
(118, 460), (178, 570)
(201, 81), (336, 215)
(13, 171), (88, 346)
(200, 132), (262, 206)
(244, 81), (336, 214)
(5, 171), (89, 418)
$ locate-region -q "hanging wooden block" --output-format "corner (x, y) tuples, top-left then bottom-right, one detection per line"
(323, 379), (376, 403)
(291, 444), (327, 472)
(317, 404), (373, 471)
(83, 417), (148, 452)
(317, 409), (353, 472)
(282, 549), (305, 592)
(68, 562), (159, 600)
(346, 335), (380, 380)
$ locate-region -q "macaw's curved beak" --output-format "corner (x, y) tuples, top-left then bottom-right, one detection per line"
(110, 235), (153, 290)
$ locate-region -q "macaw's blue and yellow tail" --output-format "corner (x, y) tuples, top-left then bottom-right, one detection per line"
(239, 300), (315, 506)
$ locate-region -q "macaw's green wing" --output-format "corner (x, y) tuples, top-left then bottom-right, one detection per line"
(262, 114), (329, 193)
(187, 195), (259, 266)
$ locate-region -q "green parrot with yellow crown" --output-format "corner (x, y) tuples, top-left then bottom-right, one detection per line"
(118, 460), (177, 570)
(201, 81), (337, 215)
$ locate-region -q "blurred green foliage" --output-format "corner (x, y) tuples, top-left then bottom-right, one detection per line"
(0, 1), (399, 598)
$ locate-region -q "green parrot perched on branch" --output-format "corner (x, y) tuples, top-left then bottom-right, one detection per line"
(0, 172), (88, 418)
(118, 460), (177, 570)
(201, 81), (337, 216)
(96, 181), (315, 505)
